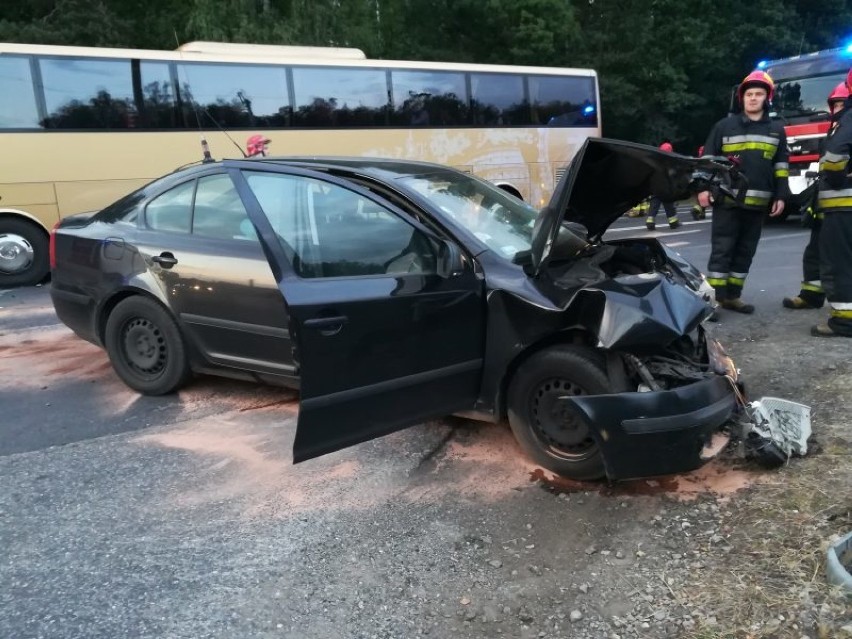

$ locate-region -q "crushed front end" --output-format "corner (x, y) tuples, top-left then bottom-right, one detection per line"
(560, 321), (743, 481)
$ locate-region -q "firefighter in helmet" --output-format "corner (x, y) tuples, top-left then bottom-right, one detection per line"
(645, 141), (681, 230)
(811, 69), (852, 336)
(783, 81), (850, 311)
(698, 70), (789, 314)
(246, 134), (271, 158)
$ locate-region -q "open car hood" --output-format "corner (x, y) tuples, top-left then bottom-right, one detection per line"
(531, 138), (705, 274)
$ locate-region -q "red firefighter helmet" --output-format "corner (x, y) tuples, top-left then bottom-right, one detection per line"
(246, 134), (270, 157)
(659, 141), (673, 152)
(846, 67), (852, 92)
(829, 81), (850, 108)
(737, 70), (775, 104)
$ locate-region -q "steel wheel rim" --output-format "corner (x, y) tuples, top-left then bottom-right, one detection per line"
(529, 377), (597, 460)
(121, 317), (167, 379)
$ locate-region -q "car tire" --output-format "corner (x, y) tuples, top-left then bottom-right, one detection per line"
(0, 217), (49, 287)
(104, 296), (191, 395)
(507, 345), (614, 480)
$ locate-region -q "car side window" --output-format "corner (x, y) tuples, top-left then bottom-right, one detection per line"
(192, 174), (258, 241)
(243, 171), (437, 278)
(145, 180), (194, 233)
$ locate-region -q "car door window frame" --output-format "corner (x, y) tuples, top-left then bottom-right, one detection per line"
(142, 176), (197, 234)
(227, 163), (453, 282)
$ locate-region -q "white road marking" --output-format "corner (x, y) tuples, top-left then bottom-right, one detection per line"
(608, 219), (712, 233)
(667, 241), (691, 247)
(688, 231), (808, 252)
(644, 229), (703, 239)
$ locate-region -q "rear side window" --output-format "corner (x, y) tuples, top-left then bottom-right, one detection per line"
(243, 171), (436, 278)
(0, 56), (40, 128)
(145, 180), (194, 233)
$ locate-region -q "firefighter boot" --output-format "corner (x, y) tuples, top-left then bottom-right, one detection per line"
(720, 297), (755, 314)
(782, 286), (824, 309)
(783, 296), (820, 309)
(811, 323), (842, 337)
(668, 216), (681, 229)
(645, 217), (655, 231)
(690, 205), (706, 221)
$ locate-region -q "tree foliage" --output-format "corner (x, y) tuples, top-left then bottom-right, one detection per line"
(2, 0), (852, 148)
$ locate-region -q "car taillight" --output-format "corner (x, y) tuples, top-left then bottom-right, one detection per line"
(49, 221), (60, 269)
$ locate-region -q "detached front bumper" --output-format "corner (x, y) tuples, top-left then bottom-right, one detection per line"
(559, 346), (740, 480)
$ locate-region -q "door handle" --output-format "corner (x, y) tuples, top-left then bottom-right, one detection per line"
(151, 252), (178, 268)
(303, 315), (348, 336)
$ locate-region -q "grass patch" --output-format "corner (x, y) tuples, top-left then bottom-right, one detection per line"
(682, 428), (851, 638)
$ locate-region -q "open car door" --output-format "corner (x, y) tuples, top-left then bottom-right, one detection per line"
(229, 163), (486, 463)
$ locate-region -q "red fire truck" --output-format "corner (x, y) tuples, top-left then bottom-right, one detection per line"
(760, 46), (852, 216)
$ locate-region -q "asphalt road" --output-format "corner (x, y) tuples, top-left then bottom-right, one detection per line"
(0, 216), (833, 639)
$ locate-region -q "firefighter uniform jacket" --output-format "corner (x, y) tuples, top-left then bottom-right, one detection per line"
(818, 107), (852, 212)
(703, 113), (790, 211)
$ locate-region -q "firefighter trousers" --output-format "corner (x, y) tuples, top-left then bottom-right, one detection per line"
(798, 220), (825, 307)
(647, 197), (678, 224)
(706, 204), (764, 300)
(819, 211), (852, 335)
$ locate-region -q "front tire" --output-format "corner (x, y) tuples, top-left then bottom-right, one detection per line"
(507, 345), (614, 480)
(104, 296), (191, 395)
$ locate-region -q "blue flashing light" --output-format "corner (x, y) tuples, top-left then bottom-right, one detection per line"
(756, 60), (768, 69)
(582, 105), (595, 116)
(844, 41), (852, 55)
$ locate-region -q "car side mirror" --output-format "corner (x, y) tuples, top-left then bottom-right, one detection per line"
(437, 240), (465, 278)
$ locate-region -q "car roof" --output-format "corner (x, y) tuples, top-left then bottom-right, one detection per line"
(172, 156), (464, 182)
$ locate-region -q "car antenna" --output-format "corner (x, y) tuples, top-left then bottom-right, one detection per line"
(173, 30), (247, 162)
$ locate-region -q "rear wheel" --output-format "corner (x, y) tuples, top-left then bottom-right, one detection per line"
(507, 345), (614, 480)
(0, 217), (49, 287)
(104, 296), (191, 395)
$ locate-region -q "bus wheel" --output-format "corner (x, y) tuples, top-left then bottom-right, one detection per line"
(0, 218), (50, 287)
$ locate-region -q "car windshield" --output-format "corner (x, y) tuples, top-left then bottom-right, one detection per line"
(773, 73), (846, 118)
(397, 172), (540, 259)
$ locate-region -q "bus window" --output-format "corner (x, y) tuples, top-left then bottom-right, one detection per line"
(470, 73), (528, 126)
(529, 75), (597, 127)
(0, 56), (40, 128)
(139, 61), (178, 129)
(40, 57), (136, 129)
(292, 67), (389, 127)
(390, 70), (469, 126)
(176, 63), (290, 129)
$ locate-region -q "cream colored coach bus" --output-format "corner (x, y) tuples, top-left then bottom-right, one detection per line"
(0, 40), (600, 286)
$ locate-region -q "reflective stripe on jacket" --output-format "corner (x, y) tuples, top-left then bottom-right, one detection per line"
(818, 107), (852, 213)
(703, 113), (790, 212)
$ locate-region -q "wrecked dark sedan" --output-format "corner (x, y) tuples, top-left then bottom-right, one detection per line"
(50, 138), (743, 481)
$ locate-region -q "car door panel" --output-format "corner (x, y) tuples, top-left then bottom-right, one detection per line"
(230, 166), (486, 462)
(135, 173), (295, 377)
